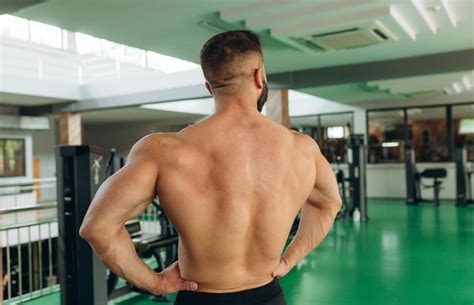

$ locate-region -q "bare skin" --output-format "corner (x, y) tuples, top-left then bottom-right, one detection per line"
(80, 64), (342, 295)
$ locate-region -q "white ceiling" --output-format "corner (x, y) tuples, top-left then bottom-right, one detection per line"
(1, 0), (472, 123)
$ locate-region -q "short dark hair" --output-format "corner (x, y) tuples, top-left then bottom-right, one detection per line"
(200, 30), (263, 87)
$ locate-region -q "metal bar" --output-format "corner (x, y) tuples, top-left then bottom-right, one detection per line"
(0, 203), (57, 215)
(38, 225), (43, 294)
(6, 230), (11, 300)
(446, 105), (453, 161)
(28, 225), (33, 299)
(17, 228), (23, 299)
(48, 222), (53, 292)
(0, 177), (57, 188)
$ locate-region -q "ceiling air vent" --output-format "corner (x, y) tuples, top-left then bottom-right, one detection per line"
(299, 21), (397, 51)
(406, 90), (447, 99)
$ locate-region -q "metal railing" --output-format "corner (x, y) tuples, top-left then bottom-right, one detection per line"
(1, 205), (58, 304)
(1, 198), (164, 303)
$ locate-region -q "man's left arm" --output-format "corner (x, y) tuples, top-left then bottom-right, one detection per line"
(79, 136), (197, 294)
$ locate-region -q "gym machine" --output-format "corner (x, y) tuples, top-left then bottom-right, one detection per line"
(335, 134), (368, 221)
(455, 146), (474, 206)
(56, 145), (178, 305)
(405, 144), (447, 206)
(56, 145), (108, 305)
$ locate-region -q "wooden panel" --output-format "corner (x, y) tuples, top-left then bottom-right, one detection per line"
(33, 157), (40, 201)
(266, 89), (289, 127)
(59, 112), (82, 145)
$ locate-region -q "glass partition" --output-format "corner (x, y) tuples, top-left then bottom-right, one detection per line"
(407, 107), (448, 162)
(453, 104), (474, 161)
(368, 109), (405, 163)
(320, 113), (352, 162)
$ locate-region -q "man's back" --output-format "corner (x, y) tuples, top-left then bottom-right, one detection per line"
(80, 30), (341, 305)
(155, 114), (317, 291)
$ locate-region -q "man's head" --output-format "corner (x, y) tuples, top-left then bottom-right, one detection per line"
(200, 30), (268, 112)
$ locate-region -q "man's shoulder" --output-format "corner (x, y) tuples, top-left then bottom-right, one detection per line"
(129, 132), (186, 159)
(290, 131), (319, 153)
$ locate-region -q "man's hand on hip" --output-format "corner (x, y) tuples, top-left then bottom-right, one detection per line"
(272, 257), (291, 278)
(151, 261), (198, 295)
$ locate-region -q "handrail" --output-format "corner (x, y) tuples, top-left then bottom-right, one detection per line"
(0, 177), (56, 188)
(0, 202), (57, 215)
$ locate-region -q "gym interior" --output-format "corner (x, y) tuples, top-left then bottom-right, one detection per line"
(0, 1), (473, 304)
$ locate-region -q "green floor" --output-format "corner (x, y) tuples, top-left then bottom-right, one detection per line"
(19, 200), (474, 305)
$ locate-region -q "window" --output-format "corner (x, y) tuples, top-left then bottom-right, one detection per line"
(407, 107), (448, 162)
(124, 46), (146, 66)
(320, 113), (352, 162)
(146, 51), (199, 73)
(0, 138), (26, 178)
(29, 20), (62, 48)
(453, 104), (474, 161)
(101, 39), (124, 61)
(75, 32), (101, 55)
(368, 110), (405, 163)
(0, 15), (29, 41)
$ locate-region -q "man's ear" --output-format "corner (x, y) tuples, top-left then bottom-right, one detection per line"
(254, 66), (264, 89)
(205, 81), (213, 95)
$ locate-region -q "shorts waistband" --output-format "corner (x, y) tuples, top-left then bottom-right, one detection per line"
(175, 278), (282, 304)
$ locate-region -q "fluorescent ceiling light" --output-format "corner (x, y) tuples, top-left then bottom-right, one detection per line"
(412, 0), (437, 34)
(390, 6), (416, 40)
(441, 0), (457, 27)
(382, 142), (400, 148)
(141, 98), (214, 115)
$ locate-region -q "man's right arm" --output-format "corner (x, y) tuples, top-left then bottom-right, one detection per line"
(273, 142), (342, 277)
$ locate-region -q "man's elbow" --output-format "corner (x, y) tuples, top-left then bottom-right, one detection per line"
(79, 222), (99, 243)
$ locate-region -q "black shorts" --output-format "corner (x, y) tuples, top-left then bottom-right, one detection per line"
(174, 278), (287, 305)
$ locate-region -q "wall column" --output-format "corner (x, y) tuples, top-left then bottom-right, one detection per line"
(265, 89), (290, 127)
(59, 112), (82, 145)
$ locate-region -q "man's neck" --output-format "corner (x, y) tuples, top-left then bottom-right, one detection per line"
(214, 95), (260, 116)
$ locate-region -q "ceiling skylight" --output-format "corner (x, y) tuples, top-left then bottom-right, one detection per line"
(0, 14), (199, 74)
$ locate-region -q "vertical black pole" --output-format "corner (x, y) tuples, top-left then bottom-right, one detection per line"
(446, 106), (454, 161)
(56, 146), (107, 305)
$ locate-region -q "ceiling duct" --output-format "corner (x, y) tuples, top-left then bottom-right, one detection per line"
(298, 21), (398, 51)
(0, 0), (46, 14)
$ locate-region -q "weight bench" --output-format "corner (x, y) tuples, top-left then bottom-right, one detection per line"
(420, 169), (447, 206)
(107, 220), (178, 301)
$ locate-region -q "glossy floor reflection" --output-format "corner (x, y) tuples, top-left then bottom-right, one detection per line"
(22, 200), (474, 305)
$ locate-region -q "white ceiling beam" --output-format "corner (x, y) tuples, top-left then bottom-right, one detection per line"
(245, 0), (373, 31)
(219, 0), (299, 22)
(271, 6), (391, 37)
(389, 6), (417, 40)
(441, 0), (457, 27)
(412, 0), (438, 33)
